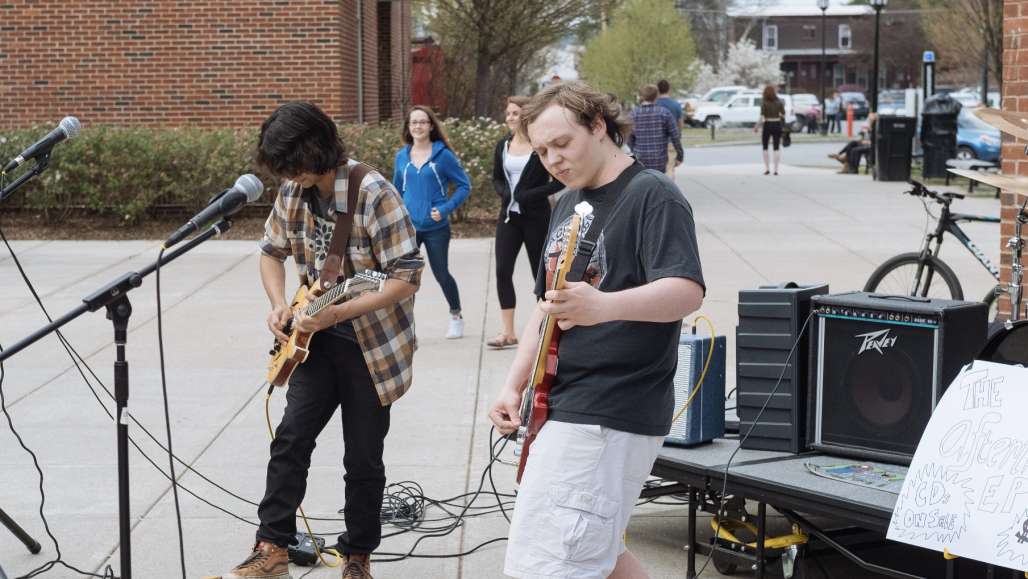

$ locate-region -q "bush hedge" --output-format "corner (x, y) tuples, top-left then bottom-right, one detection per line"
(0, 118), (509, 223)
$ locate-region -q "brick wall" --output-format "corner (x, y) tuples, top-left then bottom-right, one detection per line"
(1000, 0), (1028, 317)
(0, 0), (410, 128)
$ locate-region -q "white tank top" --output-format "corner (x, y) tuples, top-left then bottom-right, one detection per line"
(504, 142), (531, 215)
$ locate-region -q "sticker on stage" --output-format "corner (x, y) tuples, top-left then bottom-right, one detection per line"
(887, 361), (1028, 570)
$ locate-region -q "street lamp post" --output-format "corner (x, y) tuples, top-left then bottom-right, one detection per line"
(818, 0), (829, 135)
(870, 0), (887, 115)
(870, 0), (887, 175)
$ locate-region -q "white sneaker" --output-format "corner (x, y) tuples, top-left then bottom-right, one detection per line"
(446, 316), (464, 339)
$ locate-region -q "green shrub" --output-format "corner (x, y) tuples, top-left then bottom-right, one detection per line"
(0, 118), (509, 224)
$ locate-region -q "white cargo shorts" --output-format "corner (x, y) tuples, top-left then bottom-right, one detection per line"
(504, 420), (664, 579)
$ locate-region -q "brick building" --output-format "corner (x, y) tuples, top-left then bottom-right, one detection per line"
(0, 0), (411, 128)
(728, 5), (927, 96)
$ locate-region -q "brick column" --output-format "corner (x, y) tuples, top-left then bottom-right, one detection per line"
(999, 0), (1028, 318)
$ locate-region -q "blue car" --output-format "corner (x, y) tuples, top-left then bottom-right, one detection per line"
(957, 108), (1001, 161)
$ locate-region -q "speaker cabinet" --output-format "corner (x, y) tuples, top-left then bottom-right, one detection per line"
(666, 332), (725, 446)
(808, 292), (987, 464)
(737, 282), (829, 453)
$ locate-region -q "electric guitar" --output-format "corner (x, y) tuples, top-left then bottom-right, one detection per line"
(513, 202), (592, 483)
(267, 270), (387, 387)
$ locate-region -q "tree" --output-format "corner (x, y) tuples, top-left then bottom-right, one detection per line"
(718, 39), (782, 88)
(424, 0), (590, 117)
(578, 0), (698, 102)
(914, 0), (1002, 93)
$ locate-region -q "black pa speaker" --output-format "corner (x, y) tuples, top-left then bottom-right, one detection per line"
(736, 282), (828, 453)
(808, 292), (987, 464)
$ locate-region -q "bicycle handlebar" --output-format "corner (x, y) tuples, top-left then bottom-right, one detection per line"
(906, 179), (964, 203)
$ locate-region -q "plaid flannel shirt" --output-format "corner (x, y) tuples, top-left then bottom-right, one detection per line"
(629, 103), (683, 171)
(260, 160), (425, 406)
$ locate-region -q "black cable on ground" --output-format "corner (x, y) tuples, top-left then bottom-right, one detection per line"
(0, 226), (117, 579)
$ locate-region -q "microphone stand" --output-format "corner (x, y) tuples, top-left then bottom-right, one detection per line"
(0, 219), (233, 579)
(0, 152), (50, 204)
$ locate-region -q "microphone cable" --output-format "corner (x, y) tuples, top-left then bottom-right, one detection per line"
(154, 248), (187, 579)
(0, 221), (117, 579)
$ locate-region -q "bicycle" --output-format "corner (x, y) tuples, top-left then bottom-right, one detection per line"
(863, 179), (1001, 318)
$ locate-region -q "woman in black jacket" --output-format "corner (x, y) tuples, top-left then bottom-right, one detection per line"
(487, 95), (563, 349)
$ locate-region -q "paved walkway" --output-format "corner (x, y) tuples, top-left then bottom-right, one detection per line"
(0, 155), (1000, 578)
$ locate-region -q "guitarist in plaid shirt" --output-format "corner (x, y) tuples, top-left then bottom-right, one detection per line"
(218, 102), (423, 579)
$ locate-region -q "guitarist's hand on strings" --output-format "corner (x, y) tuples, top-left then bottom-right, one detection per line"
(541, 281), (609, 330)
(294, 303), (349, 334)
(488, 387), (523, 435)
(267, 305), (293, 344)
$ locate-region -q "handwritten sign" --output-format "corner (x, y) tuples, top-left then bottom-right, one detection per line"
(888, 361), (1028, 570)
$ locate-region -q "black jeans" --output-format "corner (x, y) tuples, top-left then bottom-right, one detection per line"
(495, 209), (550, 310)
(256, 333), (391, 554)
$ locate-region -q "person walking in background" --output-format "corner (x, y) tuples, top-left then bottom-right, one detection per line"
(394, 106), (471, 339)
(755, 84), (785, 175)
(629, 84), (683, 174)
(655, 79), (684, 176)
(826, 91), (841, 134)
(487, 96), (564, 350)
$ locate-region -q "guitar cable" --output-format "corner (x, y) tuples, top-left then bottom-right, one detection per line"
(671, 315), (717, 425)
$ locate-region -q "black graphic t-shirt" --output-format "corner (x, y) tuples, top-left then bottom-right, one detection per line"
(306, 188), (357, 342)
(533, 165), (705, 436)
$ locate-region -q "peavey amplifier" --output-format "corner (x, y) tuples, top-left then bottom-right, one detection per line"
(666, 331), (726, 446)
(808, 292), (986, 464)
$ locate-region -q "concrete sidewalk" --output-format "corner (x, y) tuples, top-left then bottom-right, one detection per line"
(0, 160), (1000, 578)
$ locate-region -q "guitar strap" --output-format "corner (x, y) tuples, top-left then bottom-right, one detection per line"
(566, 163), (645, 283)
(318, 162), (372, 293)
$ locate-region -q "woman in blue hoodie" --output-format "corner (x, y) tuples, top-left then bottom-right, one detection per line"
(393, 106), (471, 339)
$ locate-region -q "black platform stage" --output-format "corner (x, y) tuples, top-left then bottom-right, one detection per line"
(653, 439), (1026, 579)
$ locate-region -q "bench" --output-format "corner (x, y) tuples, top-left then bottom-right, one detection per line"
(945, 159), (1000, 197)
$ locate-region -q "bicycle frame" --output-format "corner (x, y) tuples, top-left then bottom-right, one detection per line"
(912, 202), (1000, 296)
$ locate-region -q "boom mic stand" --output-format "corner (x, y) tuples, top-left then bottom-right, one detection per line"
(0, 152), (49, 204)
(0, 219), (233, 579)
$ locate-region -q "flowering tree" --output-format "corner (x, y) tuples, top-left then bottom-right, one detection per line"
(718, 39), (782, 89)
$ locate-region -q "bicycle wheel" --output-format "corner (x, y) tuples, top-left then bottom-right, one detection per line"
(863, 252), (964, 301)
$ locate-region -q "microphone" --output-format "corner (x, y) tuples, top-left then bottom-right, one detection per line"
(163, 174), (264, 249)
(3, 116), (81, 174)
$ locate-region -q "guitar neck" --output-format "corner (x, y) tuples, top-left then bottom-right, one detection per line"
(306, 280), (351, 316)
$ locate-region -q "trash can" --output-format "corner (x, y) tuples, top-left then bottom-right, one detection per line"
(874, 115), (916, 181)
(921, 94), (962, 178)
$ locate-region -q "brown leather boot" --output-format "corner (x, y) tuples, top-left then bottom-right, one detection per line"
(341, 553), (373, 579)
(221, 541), (291, 579)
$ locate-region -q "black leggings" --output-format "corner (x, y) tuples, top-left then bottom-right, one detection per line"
(762, 121), (782, 151)
(495, 209), (550, 310)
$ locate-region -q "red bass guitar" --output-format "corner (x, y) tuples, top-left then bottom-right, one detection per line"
(513, 202), (592, 483)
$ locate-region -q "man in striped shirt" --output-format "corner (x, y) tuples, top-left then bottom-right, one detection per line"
(629, 84), (683, 174)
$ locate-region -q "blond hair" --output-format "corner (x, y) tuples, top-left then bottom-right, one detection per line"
(518, 81), (632, 147)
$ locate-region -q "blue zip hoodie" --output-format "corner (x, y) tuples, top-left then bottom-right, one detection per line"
(392, 141), (472, 232)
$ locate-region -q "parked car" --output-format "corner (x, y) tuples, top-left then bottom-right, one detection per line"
(697, 91), (796, 128)
(790, 93), (822, 131)
(877, 90), (908, 116)
(686, 85), (748, 127)
(840, 92), (869, 119)
(957, 107), (1000, 162)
